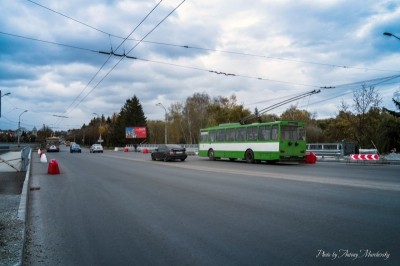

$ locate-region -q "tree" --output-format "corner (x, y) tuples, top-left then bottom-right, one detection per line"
(183, 93), (210, 144)
(322, 101), (355, 143)
(352, 85), (382, 148)
(377, 112), (400, 152)
(168, 93), (250, 144)
(280, 105), (313, 123)
(147, 120), (165, 144)
(207, 94), (250, 126)
(383, 93), (400, 117)
(379, 90), (400, 152)
(111, 95), (147, 146)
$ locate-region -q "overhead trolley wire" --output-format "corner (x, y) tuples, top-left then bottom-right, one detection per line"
(0, 31), (97, 53)
(65, 0), (187, 117)
(302, 74), (400, 107)
(63, 0), (165, 116)
(0, 30), (321, 88)
(239, 90), (321, 124)
(2, 29), (399, 92)
(24, 0), (399, 74)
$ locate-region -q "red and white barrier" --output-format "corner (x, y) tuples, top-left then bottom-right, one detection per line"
(350, 154), (379, 161)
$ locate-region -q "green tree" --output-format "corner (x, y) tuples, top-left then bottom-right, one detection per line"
(383, 98), (400, 117)
(280, 105), (313, 123)
(147, 120), (165, 144)
(380, 90), (400, 152)
(168, 93), (250, 144)
(207, 94), (250, 126)
(377, 112), (400, 152)
(322, 101), (355, 143)
(111, 95), (147, 146)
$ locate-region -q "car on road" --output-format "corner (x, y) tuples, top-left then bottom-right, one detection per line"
(70, 143), (82, 153)
(47, 144), (59, 152)
(90, 144), (104, 153)
(151, 144), (187, 162)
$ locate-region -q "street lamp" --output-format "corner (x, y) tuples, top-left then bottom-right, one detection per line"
(93, 112), (103, 142)
(0, 90), (11, 118)
(383, 32), (400, 41)
(17, 110), (28, 147)
(156, 103), (168, 144)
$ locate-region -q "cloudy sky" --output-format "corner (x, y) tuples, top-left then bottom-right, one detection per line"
(0, 0), (399, 131)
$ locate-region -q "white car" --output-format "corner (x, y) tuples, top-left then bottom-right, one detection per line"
(90, 144), (104, 153)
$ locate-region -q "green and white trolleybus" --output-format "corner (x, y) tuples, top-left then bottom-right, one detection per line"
(198, 121), (306, 163)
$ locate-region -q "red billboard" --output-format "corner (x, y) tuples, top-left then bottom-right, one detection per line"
(125, 127), (147, 139)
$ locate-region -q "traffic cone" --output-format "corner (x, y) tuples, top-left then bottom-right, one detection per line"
(40, 153), (47, 163)
(48, 159), (60, 175)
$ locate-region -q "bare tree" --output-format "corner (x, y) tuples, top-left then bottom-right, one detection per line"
(352, 85), (382, 148)
(353, 85), (381, 114)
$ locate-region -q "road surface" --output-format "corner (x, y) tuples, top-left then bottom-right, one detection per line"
(24, 147), (400, 265)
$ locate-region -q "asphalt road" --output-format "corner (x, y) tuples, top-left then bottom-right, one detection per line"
(24, 146), (400, 265)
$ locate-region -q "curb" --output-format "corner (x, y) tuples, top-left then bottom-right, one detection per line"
(15, 149), (31, 266)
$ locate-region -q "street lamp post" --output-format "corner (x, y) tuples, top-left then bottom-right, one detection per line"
(383, 32), (400, 41)
(17, 110), (28, 147)
(156, 103), (168, 144)
(0, 90), (11, 118)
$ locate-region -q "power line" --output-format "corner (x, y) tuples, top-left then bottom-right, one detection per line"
(24, 0), (399, 73)
(2, 29), (399, 93)
(119, 55), (321, 87)
(63, 0), (166, 118)
(0, 30), (321, 88)
(26, 0), (110, 36)
(240, 89), (321, 124)
(0, 31), (97, 53)
(65, 0), (187, 117)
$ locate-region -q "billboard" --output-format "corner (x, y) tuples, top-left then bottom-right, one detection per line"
(125, 127), (147, 139)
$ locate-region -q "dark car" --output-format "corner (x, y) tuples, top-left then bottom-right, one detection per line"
(151, 144), (187, 162)
(70, 143), (82, 153)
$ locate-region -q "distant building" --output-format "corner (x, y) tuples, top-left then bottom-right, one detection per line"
(32, 126), (38, 136)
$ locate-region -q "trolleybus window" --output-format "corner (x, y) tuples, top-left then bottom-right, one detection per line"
(209, 130), (216, 143)
(258, 125), (271, 141)
(271, 125), (278, 140)
(226, 128), (236, 142)
(281, 125), (306, 140)
(216, 129), (225, 142)
(236, 128), (246, 141)
(200, 131), (208, 142)
(246, 126), (258, 141)
(298, 127), (306, 140)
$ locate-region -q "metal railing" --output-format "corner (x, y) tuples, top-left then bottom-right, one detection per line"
(306, 142), (355, 158)
(20, 147), (31, 171)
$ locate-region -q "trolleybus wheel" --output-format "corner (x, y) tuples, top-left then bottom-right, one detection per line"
(208, 149), (216, 161)
(245, 149), (255, 163)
